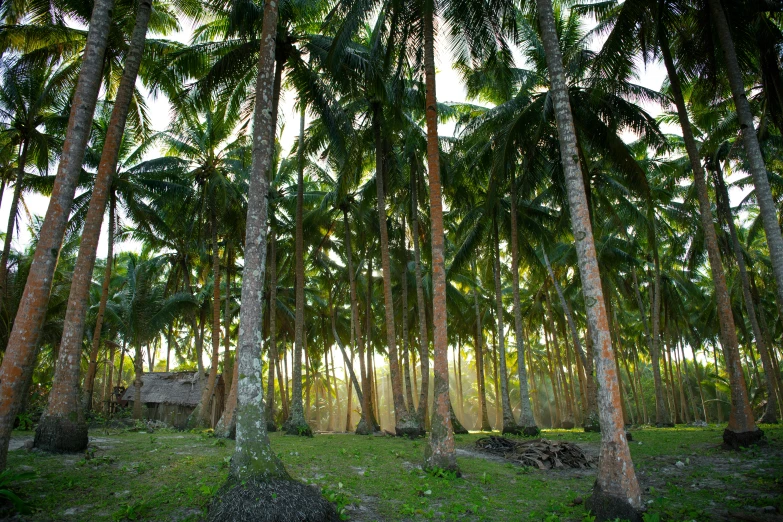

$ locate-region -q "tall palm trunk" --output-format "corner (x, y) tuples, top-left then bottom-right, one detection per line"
(372, 108), (417, 436)
(535, 0), (641, 516)
(133, 344), (143, 420)
(492, 217), (521, 434)
(191, 205), (222, 428)
(265, 230), (279, 430)
(708, 0), (783, 327)
(713, 164), (778, 423)
(7, 0), (116, 462)
(400, 218), (416, 413)
(0, 139), (29, 292)
(343, 209), (373, 434)
(422, 7), (457, 473)
(227, 0), (288, 484)
(472, 260), (492, 431)
(659, 24), (760, 447)
(285, 107), (310, 436)
(411, 162), (430, 423)
(650, 247), (672, 427)
(509, 169), (538, 434)
(83, 194), (116, 411)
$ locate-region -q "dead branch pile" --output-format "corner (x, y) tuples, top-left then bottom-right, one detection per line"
(474, 436), (594, 470)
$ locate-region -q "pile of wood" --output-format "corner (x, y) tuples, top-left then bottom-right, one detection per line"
(474, 436), (594, 470)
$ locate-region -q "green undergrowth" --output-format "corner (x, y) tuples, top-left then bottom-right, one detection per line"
(3, 424), (781, 521)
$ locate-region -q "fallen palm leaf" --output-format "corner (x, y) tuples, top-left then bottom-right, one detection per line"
(474, 436), (594, 470)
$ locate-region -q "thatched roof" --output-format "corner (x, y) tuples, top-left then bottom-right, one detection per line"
(120, 371), (220, 406)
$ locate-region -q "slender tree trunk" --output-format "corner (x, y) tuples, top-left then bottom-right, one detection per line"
(410, 164), (431, 428)
(536, 0), (641, 514)
(215, 353), (239, 439)
(133, 345), (143, 420)
(104, 343), (115, 414)
(713, 165), (778, 422)
(285, 106), (310, 436)
(492, 218), (520, 434)
(372, 109), (414, 435)
(223, 249), (233, 399)
(265, 232), (278, 430)
(709, 0), (783, 329)
(422, 7), (457, 472)
(660, 24), (760, 446)
(543, 250), (598, 429)
(83, 196), (116, 411)
(509, 169), (537, 434)
(227, 0), (289, 485)
(342, 209), (373, 434)
(472, 261), (492, 431)
(35, 0), (152, 455)
(0, 139), (29, 293)
(191, 205), (222, 428)
(401, 221), (415, 414)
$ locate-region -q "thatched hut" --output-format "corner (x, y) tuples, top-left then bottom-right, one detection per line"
(120, 371), (225, 428)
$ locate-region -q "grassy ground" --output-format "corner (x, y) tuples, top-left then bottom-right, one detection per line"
(2, 424), (782, 521)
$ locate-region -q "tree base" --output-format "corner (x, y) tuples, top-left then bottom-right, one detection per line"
(501, 424), (523, 436)
(723, 427), (764, 449)
(583, 423), (600, 433)
(355, 418), (372, 435)
(34, 414), (88, 453)
(520, 425), (541, 437)
(757, 411), (778, 424)
(207, 476), (340, 522)
(284, 420), (313, 437)
(560, 420), (575, 430)
(450, 410), (469, 435)
(586, 482), (643, 522)
(396, 414), (426, 439)
(267, 422), (278, 433)
(655, 422), (675, 428)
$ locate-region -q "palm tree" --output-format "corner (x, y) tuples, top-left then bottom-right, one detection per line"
(534, 0), (641, 518)
(0, 0), (114, 471)
(35, 0), (154, 452)
(0, 63), (66, 295)
(105, 255), (194, 419)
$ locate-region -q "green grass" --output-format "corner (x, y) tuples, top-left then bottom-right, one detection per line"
(3, 424), (782, 521)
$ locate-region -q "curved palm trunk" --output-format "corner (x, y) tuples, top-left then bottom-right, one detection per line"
(342, 209), (374, 434)
(0, 139), (29, 293)
(225, 0), (288, 486)
(659, 25), (760, 447)
(713, 164), (778, 423)
(190, 205), (222, 428)
(708, 0), (783, 332)
(83, 195), (116, 412)
(215, 354), (239, 439)
(536, 0), (641, 516)
(492, 218), (521, 434)
(373, 108), (418, 437)
(0, 0), (114, 465)
(509, 170), (538, 434)
(422, 7), (457, 473)
(543, 250), (598, 429)
(285, 107), (311, 436)
(411, 161), (430, 424)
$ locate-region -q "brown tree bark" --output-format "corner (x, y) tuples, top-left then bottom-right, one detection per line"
(83, 195), (116, 411)
(659, 24), (760, 446)
(472, 260), (492, 431)
(536, 0), (641, 515)
(422, 5), (457, 473)
(266, 230), (279, 430)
